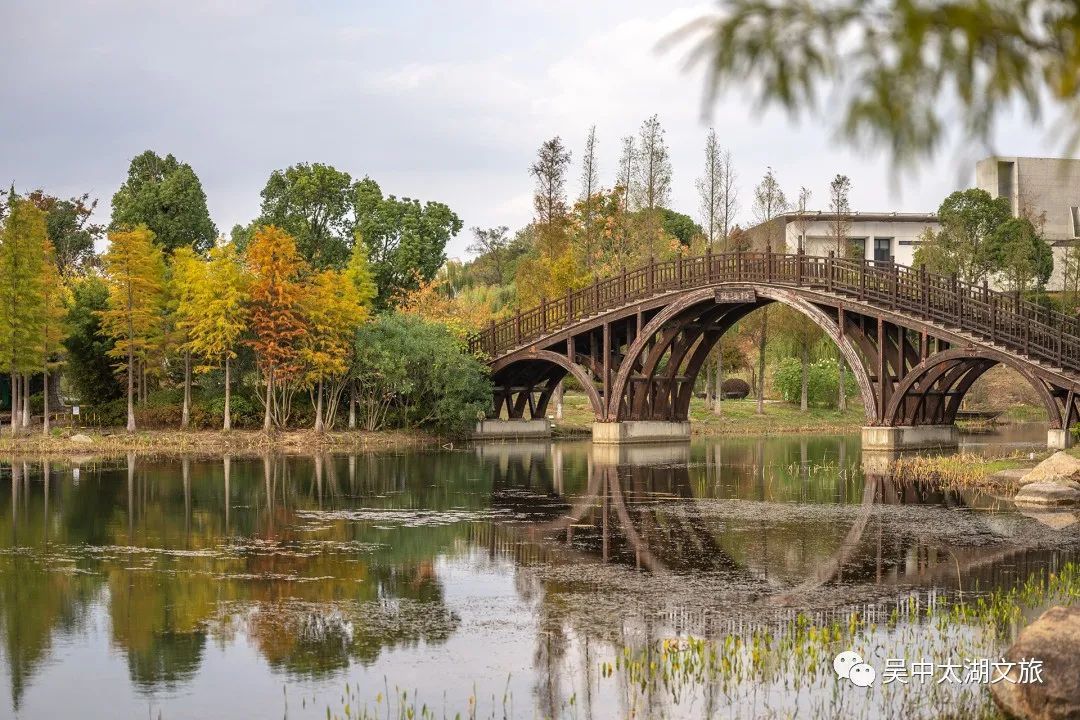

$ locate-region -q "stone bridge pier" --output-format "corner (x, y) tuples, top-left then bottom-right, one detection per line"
(471, 252), (1080, 450)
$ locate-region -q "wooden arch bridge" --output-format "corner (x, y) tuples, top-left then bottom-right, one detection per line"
(468, 251), (1080, 449)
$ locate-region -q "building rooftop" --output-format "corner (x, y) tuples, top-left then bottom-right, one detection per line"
(776, 210), (938, 223)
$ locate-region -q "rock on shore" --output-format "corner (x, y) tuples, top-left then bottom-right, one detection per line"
(991, 606), (1080, 720)
(1014, 453), (1080, 506)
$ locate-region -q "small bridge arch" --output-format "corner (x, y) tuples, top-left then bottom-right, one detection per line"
(472, 251), (1080, 448)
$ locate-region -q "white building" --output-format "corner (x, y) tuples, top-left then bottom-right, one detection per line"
(746, 211), (937, 267)
(745, 156), (1080, 286)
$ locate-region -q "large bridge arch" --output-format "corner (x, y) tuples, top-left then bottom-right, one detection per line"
(605, 285), (877, 424)
(489, 350), (604, 420)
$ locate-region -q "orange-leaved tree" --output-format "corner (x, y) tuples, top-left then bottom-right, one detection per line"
(245, 226), (309, 432)
(99, 224), (166, 433)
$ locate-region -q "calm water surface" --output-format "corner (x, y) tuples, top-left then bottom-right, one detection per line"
(1, 424), (1077, 719)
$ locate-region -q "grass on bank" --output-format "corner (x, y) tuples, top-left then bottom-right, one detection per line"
(0, 428), (440, 456)
(554, 392), (868, 436)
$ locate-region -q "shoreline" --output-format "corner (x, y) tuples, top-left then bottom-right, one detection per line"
(0, 428), (445, 457)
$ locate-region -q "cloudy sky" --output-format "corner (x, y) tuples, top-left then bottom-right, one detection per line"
(0, 0), (1067, 258)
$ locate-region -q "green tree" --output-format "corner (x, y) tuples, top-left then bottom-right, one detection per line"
(355, 178), (463, 306)
(659, 208), (704, 249)
(255, 163), (354, 270)
(352, 314), (491, 434)
(749, 168), (787, 415)
(681, 0), (1080, 166)
(111, 151), (217, 254)
(99, 225), (167, 432)
(986, 216), (1055, 292)
(0, 197), (47, 434)
(915, 189), (1013, 284)
(63, 275), (123, 406)
(23, 190), (103, 277)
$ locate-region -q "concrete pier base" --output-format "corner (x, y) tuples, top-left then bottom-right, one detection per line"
(472, 418), (551, 440)
(1047, 428), (1074, 450)
(861, 425), (959, 451)
(592, 420), (691, 444)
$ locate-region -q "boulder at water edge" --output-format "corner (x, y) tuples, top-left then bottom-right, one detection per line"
(1014, 481), (1080, 506)
(1022, 452), (1080, 485)
(991, 606), (1080, 720)
(69, 434), (93, 444)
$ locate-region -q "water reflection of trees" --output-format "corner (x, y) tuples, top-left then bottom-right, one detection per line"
(0, 451), (486, 698)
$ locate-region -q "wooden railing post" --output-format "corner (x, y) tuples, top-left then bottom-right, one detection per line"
(648, 256), (655, 294)
(827, 251), (834, 293)
(540, 297), (547, 333)
(890, 263), (898, 310)
(796, 246), (804, 286)
(515, 309), (522, 345)
(736, 249), (743, 281)
(593, 275), (600, 313)
(765, 243), (773, 282)
(566, 288), (573, 325)
(949, 273), (958, 323)
(920, 264), (928, 316)
(489, 319), (497, 355)
(621, 266), (628, 303)
(706, 247), (713, 283)
(991, 295), (997, 341)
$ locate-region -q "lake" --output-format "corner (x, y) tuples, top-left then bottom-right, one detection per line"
(1, 424), (1078, 719)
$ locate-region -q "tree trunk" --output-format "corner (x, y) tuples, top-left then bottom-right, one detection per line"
(704, 358), (714, 407)
(181, 350), (191, 429)
(43, 361), (50, 436)
(9, 372), (19, 436)
(800, 343), (809, 413)
(223, 355), (232, 432)
(263, 367), (273, 433)
(314, 377), (325, 433)
(554, 380), (564, 420)
(21, 374), (30, 428)
(755, 308), (768, 415)
(126, 347), (136, 433)
(348, 379), (357, 430)
(837, 347), (848, 411)
(714, 342), (723, 415)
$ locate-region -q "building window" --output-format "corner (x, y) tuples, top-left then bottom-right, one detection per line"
(874, 237), (893, 263)
(1072, 207), (1080, 238)
(848, 237), (866, 259)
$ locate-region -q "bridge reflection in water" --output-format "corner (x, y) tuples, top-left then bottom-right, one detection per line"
(473, 439), (1075, 614)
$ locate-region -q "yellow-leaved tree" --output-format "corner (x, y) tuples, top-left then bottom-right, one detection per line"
(38, 237), (71, 435)
(169, 246), (204, 429)
(99, 224), (166, 432)
(301, 268), (368, 432)
(187, 242), (249, 430)
(344, 238), (377, 429)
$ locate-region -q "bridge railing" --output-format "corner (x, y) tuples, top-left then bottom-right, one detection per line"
(470, 250), (1080, 375)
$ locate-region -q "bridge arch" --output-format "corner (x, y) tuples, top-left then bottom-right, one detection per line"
(489, 350), (604, 420)
(882, 347), (1064, 428)
(606, 285), (877, 424)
